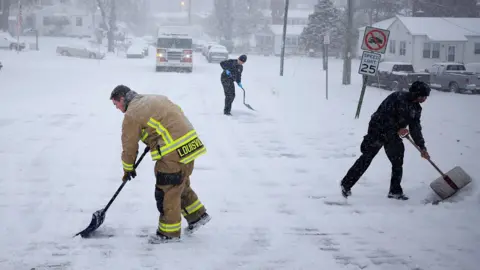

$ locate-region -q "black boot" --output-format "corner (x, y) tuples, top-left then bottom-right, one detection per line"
(387, 192), (409, 200)
(185, 213), (211, 235)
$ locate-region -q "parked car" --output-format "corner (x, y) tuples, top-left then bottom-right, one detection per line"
(428, 62), (480, 94)
(367, 61), (430, 91)
(202, 42), (217, 56)
(0, 31), (26, 51)
(126, 43), (147, 58)
(56, 44), (105, 59)
(0, 60), (3, 71)
(207, 45), (229, 63)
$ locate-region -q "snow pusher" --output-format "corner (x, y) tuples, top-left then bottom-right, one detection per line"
(404, 135), (472, 202)
(74, 147), (150, 238)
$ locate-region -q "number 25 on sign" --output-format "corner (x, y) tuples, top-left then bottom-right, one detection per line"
(355, 51), (382, 119)
(358, 51), (381, 76)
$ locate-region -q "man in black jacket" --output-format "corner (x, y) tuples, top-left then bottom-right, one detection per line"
(220, 55), (247, 115)
(340, 81), (431, 200)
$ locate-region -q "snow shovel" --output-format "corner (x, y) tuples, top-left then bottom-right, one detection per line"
(73, 146), (150, 238)
(239, 86), (255, 111)
(404, 135), (472, 200)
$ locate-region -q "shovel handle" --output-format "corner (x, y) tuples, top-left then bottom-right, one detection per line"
(404, 135), (447, 177)
(103, 146), (150, 212)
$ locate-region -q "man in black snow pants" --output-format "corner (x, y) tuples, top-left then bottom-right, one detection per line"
(220, 55), (247, 115)
(340, 81), (431, 200)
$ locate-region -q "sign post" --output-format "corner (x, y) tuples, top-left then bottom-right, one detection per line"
(355, 26), (390, 119)
(324, 34), (330, 100)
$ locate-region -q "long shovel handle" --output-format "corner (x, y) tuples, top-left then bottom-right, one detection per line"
(404, 135), (446, 177)
(103, 146), (150, 212)
(240, 86), (255, 111)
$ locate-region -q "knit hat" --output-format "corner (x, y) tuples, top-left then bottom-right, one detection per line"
(238, 54), (247, 63)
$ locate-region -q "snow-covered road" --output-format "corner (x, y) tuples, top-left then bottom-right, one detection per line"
(0, 44), (479, 270)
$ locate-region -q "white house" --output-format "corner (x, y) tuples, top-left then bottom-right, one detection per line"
(269, 25), (306, 55)
(253, 9), (310, 55)
(31, 3), (100, 37)
(357, 15), (480, 71)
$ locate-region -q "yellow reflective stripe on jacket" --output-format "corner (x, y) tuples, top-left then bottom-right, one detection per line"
(140, 129), (148, 142)
(147, 118), (173, 144)
(161, 130), (198, 156)
(149, 130), (198, 159)
(158, 222), (181, 233)
(122, 161), (134, 171)
(146, 117), (205, 163)
(179, 147), (206, 164)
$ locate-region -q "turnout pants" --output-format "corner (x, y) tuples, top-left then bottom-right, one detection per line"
(221, 76), (235, 114)
(341, 126), (405, 195)
(154, 161), (207, 238)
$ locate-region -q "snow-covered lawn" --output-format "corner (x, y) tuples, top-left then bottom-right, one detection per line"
(0, 44), (478, 270)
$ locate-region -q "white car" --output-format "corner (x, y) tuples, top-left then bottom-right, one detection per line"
(207, 45), (229, 63)
(0, 31), (26, 50)
(56, 44), (105, 59)
(126, 43), (147, 58)
(202, 42), (217, 56)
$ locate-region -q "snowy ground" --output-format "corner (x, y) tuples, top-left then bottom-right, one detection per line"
(0, 38), (479, 270)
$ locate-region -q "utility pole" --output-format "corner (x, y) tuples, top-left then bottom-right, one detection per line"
(280, 0), (289, 76)
(188, 0), (191, 25)
(342, 0), (353, 85)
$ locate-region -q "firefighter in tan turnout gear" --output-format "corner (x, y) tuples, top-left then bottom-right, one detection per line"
(110, 85), (211, 242)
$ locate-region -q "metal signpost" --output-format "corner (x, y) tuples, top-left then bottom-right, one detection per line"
(355, 26), (390, 119)
(324, 34), (330, 100)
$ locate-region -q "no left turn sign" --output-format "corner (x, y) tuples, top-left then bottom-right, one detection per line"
(361, 26), (390, 54)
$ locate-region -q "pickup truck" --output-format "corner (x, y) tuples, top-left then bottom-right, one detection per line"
(428, 62), (480, 94)
(366, 61), (430, 91)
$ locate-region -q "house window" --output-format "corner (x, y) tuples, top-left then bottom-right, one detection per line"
(285, 36), (298, 46)
(432, 43), (440, 58)
(399, 41), (406, 56)
(389, 40), (396, 54)
(423, 42), (440, 58)
(423, 42), (431, 58)
(76, 17), (83, 26)
(475, 43), (480, 54)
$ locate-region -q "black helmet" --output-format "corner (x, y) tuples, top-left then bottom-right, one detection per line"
(409, 81), (431, 97)
(238, 54), (247, 63)
(110, 85), (131, 100)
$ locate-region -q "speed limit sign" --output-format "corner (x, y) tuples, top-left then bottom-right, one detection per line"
(358, 51), (381, 76)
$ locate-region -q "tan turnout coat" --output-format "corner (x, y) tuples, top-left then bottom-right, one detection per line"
(121, 94), (206, 173)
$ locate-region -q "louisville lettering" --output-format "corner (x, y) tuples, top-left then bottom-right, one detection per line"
(177, 138), (204, 157)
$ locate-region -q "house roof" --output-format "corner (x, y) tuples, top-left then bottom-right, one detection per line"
(397, 16), (480, 41)
(261, 9), (312, 19)
(34, 3), (89, 16)
(359, 15), (480, 42)
(270, 25), (306, 36)
(358, 17), (396, 32)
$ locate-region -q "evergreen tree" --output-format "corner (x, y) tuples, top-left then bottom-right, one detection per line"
(300, 0), (343, 52)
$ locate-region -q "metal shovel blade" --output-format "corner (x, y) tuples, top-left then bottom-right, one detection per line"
(244, 103), (255, 111)
(73, 209), (106, 238)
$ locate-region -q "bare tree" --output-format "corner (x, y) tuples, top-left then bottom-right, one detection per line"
(96, 0), (116, 52)
(0, 0), (12, 32)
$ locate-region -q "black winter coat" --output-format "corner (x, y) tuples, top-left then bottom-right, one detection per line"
(369, 91), (427, 150)
(220, 59), (243, 83)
